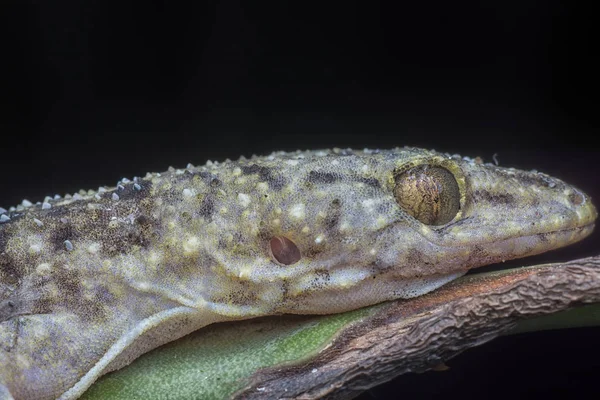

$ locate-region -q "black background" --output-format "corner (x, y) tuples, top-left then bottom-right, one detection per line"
(1, 1), (599, 399)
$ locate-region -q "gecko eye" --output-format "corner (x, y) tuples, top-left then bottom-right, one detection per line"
(270, 236), (302, 265)
(393, 165), (460, 225)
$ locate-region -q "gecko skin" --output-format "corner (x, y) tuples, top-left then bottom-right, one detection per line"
(0, 147), (596, 399)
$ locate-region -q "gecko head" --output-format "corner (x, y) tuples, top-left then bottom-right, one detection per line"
(384, 153), (596, 277)
(205, 149), (596, 315)
(421, 156), (598, 256)
(372, 154), (597, 286)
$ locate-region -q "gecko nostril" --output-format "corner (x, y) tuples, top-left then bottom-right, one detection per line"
(270, 236), (302, 265)
(568, 191), (585, 206)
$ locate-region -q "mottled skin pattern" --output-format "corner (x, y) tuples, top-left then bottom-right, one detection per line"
(0, 147), (596, 399)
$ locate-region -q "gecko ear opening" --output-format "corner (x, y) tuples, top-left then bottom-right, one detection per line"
(270, 236), (302, 265)
(393, 165), (460, 226)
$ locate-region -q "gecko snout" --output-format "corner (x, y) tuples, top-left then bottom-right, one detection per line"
(567, 187), (597, 228)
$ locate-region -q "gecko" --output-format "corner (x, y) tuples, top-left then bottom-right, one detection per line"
(0, 147), (596, 399)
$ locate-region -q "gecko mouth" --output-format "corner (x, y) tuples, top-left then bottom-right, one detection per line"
(516, 222), (595, 251)
(474, 221), (595, 268)
(475, 191), (597, 260)
(460, 221), (596, 275)
(508, 194), (597, 253)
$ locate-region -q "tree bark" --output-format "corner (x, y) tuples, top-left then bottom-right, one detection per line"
(233, 256), (600, 400)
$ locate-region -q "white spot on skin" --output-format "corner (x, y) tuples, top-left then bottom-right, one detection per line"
(146, 251), (161, 268)
(29, 243), (42, 254)
(289, 203), (306, 220)
(183, 236), (201, 255)
(361, 198), (378, 211)
(330, 268), (371, 289)
(22, 199), (33, 207)
(0, 215), (10, 222)
(36, 263), (52, 276)
(302, 226), (310, 233)
(237, 193), (251, 208)
(238, 266), (252, 280)
(256, 182), (269, 192)
(112, 193), (120, 201)
(64, 240), (74, 251)
(33, 218), (43, 227)
(232, 167), (242, 176)
(87, 242), (101, 254)
(135, 282), (151, 292)
(376, 216), (387, 229)
(315, 234), (325, 244)
(182, 188), (194, 198)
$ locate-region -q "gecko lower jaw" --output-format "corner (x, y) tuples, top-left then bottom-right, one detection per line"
(541, 221), (595, 243)
(510, 196), (597, 249)
(484, 196), (597, 252)
(488, 221), (595, 261)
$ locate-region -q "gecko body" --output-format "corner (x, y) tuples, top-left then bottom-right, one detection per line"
(0, 147), (596, 399)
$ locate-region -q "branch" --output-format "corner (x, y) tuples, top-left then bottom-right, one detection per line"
(234, 256), (600, 399)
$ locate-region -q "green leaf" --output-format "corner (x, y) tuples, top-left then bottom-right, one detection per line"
(81, 306), (375, 400)
(510, 302), (600, 334)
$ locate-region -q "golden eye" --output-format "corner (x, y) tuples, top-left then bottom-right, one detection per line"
(393, 165), (460, 225)
(270, 236), (302, 265)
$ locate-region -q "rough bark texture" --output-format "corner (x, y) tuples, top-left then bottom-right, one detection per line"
(233, 256), (600, 400)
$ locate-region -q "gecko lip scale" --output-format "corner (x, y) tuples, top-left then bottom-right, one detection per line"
(490, 223), (595, 259)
